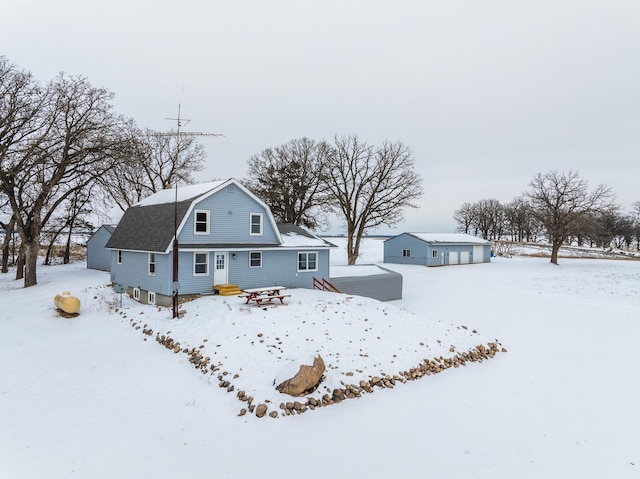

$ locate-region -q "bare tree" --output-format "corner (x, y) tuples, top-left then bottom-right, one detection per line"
(526, 170), (614, 264)
(244, 137), (333, 229)
(43, 185), (93, 265)
(99, 127), (206, 211)
(473, 199), (504, 240)
(632, 201), (640, 251)
(327, 135), (423, 265)
(453, 202), (477, 235)
(0, 196), (17, 272)
(0, 63), (130, 287)
(504, 196), (543, 242)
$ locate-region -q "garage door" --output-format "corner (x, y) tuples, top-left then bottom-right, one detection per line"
(449, 251), (458, 265)
(473, 245), (484, 263)
(460, 251), (470, 264)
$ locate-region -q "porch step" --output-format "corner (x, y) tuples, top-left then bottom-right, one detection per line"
(213, 284), (242, 296)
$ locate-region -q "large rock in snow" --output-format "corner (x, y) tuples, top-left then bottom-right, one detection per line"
(276, 355), (325, 397)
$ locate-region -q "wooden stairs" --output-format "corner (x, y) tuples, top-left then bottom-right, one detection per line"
(313, 277), (341, 293)
(213, 284), (242, 296)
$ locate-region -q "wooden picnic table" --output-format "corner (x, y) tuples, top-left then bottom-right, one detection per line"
(240, 286), (291, 306)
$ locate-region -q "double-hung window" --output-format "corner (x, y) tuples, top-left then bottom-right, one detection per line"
(148, 253), (156, 275)
(194, 210), (210, 234)
(297, 251), (318, 272)
(249, 251), (262, 268)
(194, 252), (209, 275)
(250, 213), (263, 236)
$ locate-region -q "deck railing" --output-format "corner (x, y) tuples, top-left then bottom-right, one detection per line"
(312, 277), (341, 293)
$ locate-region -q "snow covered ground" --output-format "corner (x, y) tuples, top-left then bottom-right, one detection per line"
(1, 237), (639, 478)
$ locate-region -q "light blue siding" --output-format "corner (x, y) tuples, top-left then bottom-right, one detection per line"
(384, 233), (491, 267)
(110, 250), (172, 295)
(229, 249), (331, 289)
(108, 180), (334, 304)
(178, 184), (279, 245)
(86, 226), (113, 271)
(383, 234), (432, 265)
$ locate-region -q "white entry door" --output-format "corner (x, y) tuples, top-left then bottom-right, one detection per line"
(213, 252), (228, 285)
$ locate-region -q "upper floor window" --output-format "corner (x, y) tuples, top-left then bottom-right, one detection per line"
(148, 253), (156, 275)
(297, 251), (318, 272)
(194, 210), (210, 234)
(117, 250), (123, 264)
(250, 213), (263, 235)
(402, 249), (411, 258)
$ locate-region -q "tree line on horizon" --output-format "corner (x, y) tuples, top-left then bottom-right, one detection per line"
(454, 170), (640, 264)
(1, 57), (423, 287)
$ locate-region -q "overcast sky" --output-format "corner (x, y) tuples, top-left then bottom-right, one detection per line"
(3, 0), (639, 233)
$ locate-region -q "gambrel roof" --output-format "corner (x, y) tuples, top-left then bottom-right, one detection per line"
(105, 179), (334, 253)
(105, 199), (194, 253)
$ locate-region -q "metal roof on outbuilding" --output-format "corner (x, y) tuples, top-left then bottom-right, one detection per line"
(387, 233), (491, 245)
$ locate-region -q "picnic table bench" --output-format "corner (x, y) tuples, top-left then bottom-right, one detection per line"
(239, 286), (291, 306)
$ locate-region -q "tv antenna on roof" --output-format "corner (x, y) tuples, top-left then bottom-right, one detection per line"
(158, 104), (224, 319)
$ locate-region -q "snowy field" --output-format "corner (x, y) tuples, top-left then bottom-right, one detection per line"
(1, 238), (639, 478)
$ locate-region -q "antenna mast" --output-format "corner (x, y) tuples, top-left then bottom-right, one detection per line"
(161, 104), (224, 319)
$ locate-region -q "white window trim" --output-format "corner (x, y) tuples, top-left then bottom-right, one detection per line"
(402, 249), (411, 258)
(297, 251), (318, 272)
(432, 249), (438, 258)
(148, 291), (156, 305)
(117, 250), (122, 264)
(194, 209), (210, 235)
(193, 252), (209, 276)
(133, 287), (141, 301)
(249, 213), (263, 236)
(249, 251), (262, 268)
(148, 252), (156, 276)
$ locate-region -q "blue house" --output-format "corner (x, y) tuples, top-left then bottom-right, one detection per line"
(384, 233), (491, 267)
(86, 224), (116, 271)
(105, 179), (335, 306)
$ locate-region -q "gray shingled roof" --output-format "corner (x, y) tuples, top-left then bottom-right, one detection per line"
(105, 200), (192, 252)
(106, 206), (335, 253)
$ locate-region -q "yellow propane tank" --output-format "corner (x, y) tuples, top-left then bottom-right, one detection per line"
(54, 291), (81, 314)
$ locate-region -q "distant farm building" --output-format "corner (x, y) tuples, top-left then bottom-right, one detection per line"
(384, 233), (491, 266)
(86, 225), (116, 271)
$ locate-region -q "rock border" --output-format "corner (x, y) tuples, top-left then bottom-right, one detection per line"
(122, 312), (506, 419)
